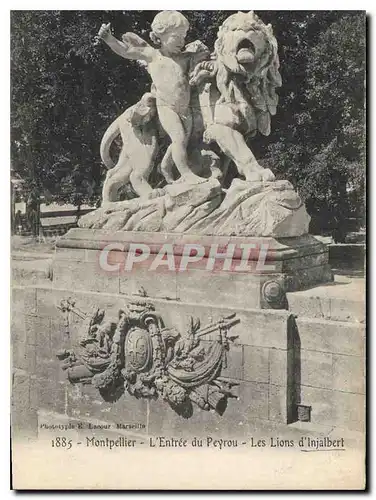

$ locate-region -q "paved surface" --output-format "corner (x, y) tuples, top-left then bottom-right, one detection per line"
(287, 274), (365, 322)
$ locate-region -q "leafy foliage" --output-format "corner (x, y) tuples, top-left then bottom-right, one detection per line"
(11, 10), (365, 237)
(261, 12), (365, 239)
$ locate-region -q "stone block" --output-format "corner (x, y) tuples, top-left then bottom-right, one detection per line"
(146, 397), (208, 438)
(12, 370), (30, 410)
(11, 287), (37, 316)
(12, 272), (365, 435)
(35, 353), (60, 381)
(300, 350), (333, 390)
(86, 248), (103, 262)
(147, 381), (267, 440)
(12, 342), (26, 371)
(268, 383), (295, 424)
(119, 267), (178, 300)
(329, 298), (365, 323)
(332, 354), (365, 394)
(25, 315), (51, 347)
(66, 383), (95, 419)
(12, 342), (37, 374)
(46, 284), (145, 321)
(287, 276), (365, 322)
(11, 310), (26, 344)
(55, 247), (87, 262)
(53, 259), (120, 294)
(296, 317), (365, 356)
(333, 391), (365, 432)
(269, 348), (295, 387)
(176, 269), (261, 308)
(240, 381), (269, 421)
(57, 230), (327, 263)
(36, 288), (125, 346)
(282, 251), (328, 272)
(50, 314), (72, 351)
(12, 370), (38, 438)
(216, 308), (292, 350)
(67, 386), (149, 430)
(291, 264), (333, 290)
(221, 344), (243, 380)
(43, 287), (122, 321)
(12, 259), (52, 286)
(299, 385), (335, 427)
(32, 376), (67, 414)
(29, 377), (39, 411)
(35, 286), (65, 318)
(150, 300), (215, 337)
(99, 393), (148, 429)
(146, 389), (251, 439)
(243, 346), (269, 383)
(287, 294), (331, 320)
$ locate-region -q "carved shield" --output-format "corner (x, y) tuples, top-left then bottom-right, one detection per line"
(124, 327), (153, 373)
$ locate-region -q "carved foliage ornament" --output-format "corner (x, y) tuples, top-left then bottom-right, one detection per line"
(56, 300), (239, 416)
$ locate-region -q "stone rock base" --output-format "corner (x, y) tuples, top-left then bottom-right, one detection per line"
(78, 179), (311, 238)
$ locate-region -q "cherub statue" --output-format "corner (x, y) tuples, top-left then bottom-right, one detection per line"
(98, 11), (210, 185)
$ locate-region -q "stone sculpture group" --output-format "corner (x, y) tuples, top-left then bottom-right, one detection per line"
(79, 10), (310, 237)
(54, 12), (334, 419)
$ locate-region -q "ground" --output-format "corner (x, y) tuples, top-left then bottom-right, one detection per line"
(11, 235), (56, 255)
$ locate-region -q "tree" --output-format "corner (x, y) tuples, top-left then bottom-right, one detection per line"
(11, 11), (152, 206)
(262, 12), (365, 239)
(11, 11), (365, 237)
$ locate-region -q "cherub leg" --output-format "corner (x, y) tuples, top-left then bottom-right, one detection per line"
(161, 112), (193, 183)
(160, 144), (175, 183)
(158, 106), (204, 184)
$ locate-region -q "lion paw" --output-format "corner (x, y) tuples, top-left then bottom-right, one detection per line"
(203, 129), (214, 144)
(261, 168), (275, 182)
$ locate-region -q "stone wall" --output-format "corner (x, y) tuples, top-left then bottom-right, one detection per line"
(296, 316), (365, 431)
(12, 280), (365, 439)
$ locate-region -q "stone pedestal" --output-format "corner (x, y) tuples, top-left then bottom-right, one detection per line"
(54, 228), (333, 310)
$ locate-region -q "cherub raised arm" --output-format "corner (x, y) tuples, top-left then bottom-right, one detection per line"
(98, 23), (154, 61)
(98, 12), (210, 185)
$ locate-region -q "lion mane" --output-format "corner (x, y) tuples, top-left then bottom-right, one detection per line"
(213, 11), (282, 137)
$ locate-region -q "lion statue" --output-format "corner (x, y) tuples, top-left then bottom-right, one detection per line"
(190, 11), (282, 182)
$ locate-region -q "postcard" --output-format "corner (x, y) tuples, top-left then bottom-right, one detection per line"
(11, 9), (366, 490)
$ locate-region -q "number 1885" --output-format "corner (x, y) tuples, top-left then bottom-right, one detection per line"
(51, 437), (72, 449)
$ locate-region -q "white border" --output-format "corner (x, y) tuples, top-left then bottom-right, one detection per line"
(2, 3), (372, 497)
(4, 1), (374, 9)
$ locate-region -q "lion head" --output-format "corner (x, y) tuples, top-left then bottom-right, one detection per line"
(213, 11), (282, 136)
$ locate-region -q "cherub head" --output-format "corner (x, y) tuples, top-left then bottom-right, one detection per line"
(150, 11), (189, 54)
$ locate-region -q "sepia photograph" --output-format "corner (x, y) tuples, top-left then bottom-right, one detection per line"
(10, 8), (366, 490)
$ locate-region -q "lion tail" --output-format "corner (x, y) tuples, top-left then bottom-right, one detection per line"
(100, 118), (121, 169)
